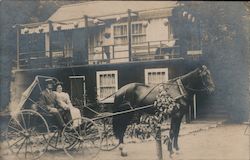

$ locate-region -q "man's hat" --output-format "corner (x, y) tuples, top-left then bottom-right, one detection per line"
(45, 78), (54, 84)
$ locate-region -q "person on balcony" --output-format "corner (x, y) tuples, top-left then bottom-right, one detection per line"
(54, 82), (82, 127)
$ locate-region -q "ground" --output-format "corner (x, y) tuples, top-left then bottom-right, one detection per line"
(1, 121), (249, 160)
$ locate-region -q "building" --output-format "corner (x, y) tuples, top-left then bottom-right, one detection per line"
(11, 1), (202, 118)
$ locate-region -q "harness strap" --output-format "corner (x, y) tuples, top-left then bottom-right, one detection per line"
(176, 79), (187, 99)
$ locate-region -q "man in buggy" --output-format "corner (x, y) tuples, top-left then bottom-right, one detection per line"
(37, 79), (71, 129)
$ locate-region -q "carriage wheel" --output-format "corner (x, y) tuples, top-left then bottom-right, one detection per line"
(94, 113), (120, 151)
(6, 110), (50, 160)
(62, 117), (101, 159)
(47, 126), (63, 150)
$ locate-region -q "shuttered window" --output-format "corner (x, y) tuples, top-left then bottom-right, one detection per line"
(131, 23), (146, 44)
(113, 22), (147, 45)
(96, 70), (118, 103)
(145, 68), (168, 85)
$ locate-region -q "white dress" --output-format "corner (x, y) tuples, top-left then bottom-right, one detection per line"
(54, 91), (81, 127)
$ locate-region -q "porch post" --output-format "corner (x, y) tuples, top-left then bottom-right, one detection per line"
(84, 15), (89, 64)
(155, 126), (163, 160)
(193, 94), (197, 119)
(16, 25), (20, 69)
(47, 20), (53, 67)
(128, 9), (132, 61)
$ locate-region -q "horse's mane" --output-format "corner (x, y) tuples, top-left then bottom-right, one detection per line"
(165, 68), (200, 84)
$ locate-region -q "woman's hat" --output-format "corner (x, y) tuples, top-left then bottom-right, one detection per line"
(55, 81), (63, 86)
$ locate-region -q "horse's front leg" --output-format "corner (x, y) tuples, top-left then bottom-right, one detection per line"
(168, 119), (175, 156)
(118, 127), (128, 157)
(173, 118), (181, 151)
(173, 112), (184, 151)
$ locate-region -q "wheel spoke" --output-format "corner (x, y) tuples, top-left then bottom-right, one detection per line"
(27, 113), (31, 129)
(13, 117), (25, 131)
(28, 138), (35, 159)
(8, 125), (23, 135)
(25, 138), (28, 158)
(8, 137), (25, 149)
(65, 132), (79, 140)
(16, 138), (26, 155)
(7, 110), (50, 160)
(21, 113), (27, 130)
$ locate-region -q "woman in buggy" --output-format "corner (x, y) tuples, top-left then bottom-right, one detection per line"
(54, 82), (81, 127)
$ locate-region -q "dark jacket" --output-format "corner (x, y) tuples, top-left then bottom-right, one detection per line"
(39, 89), (58, 111)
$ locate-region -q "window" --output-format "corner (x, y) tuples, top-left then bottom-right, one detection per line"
(114, 24), (127, 45)
(132, 23), (146, 44)
(113, 22), (147, 45)
(145, 68), (168, 85)
(96, 70), (118, 103)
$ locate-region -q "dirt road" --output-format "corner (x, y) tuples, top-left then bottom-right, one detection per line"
(1, 124), (249, 160)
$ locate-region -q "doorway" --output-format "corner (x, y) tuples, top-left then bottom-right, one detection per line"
(69, 76), (86, 106)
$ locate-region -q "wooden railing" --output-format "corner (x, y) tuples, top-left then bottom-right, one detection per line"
(88, 39), (180, 64)
(15, 39), (181, 69)
(17, 49), (74, 69)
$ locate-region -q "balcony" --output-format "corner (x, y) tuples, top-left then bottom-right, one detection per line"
(16, 39), (181, 70)
(89, 39), (180, 64)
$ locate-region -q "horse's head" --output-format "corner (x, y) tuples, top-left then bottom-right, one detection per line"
(198, 65), (215, 93)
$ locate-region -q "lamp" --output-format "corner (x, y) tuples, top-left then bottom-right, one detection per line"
(182, 11), (188, 17)
(93, 18), (99, 24)
(116, 16), (121, 21)
(56, 25), (61, 30)
(24, 27), (29, 34)
(74, 21), (79, 28)
(192, 17), (195, 23)
(38, 26), (43, 33)
(142, 21), (148, 27)
(163, 18), (169, 26)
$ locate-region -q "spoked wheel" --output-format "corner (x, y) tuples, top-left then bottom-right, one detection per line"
(94, 113), (120, 151)
(62, 117), (101, 159)
(47, 126), (63, 150)
(6, 109), (50, 160)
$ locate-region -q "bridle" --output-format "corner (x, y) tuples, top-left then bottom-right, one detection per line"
(182, 68), (213, 93)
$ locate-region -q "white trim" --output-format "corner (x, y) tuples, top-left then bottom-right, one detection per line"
(69, 76), (85, 80)
(144, 68), (168, 85)
(96, 70), (118, 103)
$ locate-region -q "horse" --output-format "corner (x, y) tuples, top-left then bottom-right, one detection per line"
(112, 65), (215, 156)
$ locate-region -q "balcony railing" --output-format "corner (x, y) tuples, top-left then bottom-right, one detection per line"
(15, 39), (181, 70)
(17, 49), (74, 69)
(88, 39), (180, 64)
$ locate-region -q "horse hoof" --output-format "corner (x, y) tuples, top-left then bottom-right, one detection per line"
(169, 150), (174, 157)
(121, 151), (128, 157)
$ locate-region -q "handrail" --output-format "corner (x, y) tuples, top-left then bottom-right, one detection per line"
(16, 39), (180, 69)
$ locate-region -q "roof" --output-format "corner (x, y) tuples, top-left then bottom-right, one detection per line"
(20, 1), (178, 34)
(49, 1), (178, 22)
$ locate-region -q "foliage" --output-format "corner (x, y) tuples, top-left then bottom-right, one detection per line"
(0, 0), (77, 109)
(176, 2), (250, 122)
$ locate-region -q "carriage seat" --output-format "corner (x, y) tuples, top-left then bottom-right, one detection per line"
(31, 103), (69, 128)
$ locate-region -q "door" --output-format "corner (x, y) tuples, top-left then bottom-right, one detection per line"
(69, 76), (86, 106)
